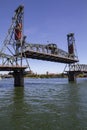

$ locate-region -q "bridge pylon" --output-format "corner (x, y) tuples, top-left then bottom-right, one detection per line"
(68, 64), (76, 82)
(13, 69), (24, 87)
(67, 33), (79, 82)
(0, 5), (25, 66)
(0, 5), (29, 87)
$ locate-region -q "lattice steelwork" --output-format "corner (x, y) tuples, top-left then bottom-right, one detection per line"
(0, 5), (79, 68)
(67, 33), (78, 59)
(69, 64), (87, 72)
(19, 42), (78, 64)
(0, 5), (24, 66)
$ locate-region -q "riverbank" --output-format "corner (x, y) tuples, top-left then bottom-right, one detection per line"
(0, 71), (87, 79)
(24, 72), (87, 78)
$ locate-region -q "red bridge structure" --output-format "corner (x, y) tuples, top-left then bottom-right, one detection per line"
(0, 5), (86, 87)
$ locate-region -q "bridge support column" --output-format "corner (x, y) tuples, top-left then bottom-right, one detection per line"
(13, 69), (24, 87)
(68, 71), (76, 82)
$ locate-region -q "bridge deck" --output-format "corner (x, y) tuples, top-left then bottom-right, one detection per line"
(21, 50), (79, 64)
(66, 70), (87, 73)
(0, 65), (27, 71)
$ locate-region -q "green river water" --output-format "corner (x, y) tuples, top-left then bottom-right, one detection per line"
(0, 78), (87, 130)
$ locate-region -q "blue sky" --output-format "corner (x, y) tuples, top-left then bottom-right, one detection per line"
(0, 0), (87, 74)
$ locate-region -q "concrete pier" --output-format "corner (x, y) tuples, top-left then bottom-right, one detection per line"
(68, 71), (76, 82)
(13, 69), (24, 87)
(0, 65), (27, 87)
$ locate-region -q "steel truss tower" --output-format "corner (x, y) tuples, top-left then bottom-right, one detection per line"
(67, 33), (79, 82)
(0, 5), (25, 66)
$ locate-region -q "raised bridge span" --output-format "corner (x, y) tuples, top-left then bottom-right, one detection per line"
(0, 5), (86, 86)
(18, 43), (78, 64)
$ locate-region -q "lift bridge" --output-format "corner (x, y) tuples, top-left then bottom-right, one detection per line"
(0, 5), (86, 86)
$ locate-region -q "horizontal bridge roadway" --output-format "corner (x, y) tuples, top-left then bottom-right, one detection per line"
(20, 43), (79, 64)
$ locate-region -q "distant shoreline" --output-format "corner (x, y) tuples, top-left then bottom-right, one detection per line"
(0, 72), (87, 79)
(24, 73), (87, 79)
